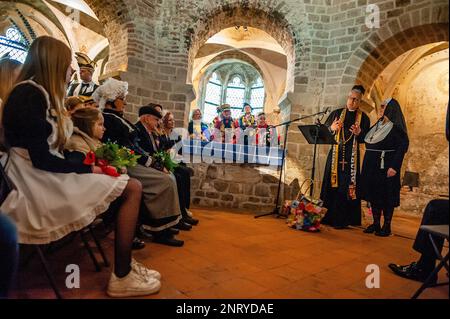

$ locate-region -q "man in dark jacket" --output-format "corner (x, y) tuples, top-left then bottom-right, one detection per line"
(135, 105), (199, 227)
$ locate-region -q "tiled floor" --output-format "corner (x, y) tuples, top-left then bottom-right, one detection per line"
(12, 208), (448, 299)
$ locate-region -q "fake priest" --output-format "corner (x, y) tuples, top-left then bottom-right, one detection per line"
(320, 85), (370, 229)
(67, 52), (99, 98)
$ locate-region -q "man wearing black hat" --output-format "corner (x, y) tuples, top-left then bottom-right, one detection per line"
(67, 52), (99, 98)
(320, 85), (371, 229)
(101, 100), (185, 247)
(135, 105), (199, 228)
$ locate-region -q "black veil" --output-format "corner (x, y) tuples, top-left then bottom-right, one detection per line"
(384, 98), (408, 136)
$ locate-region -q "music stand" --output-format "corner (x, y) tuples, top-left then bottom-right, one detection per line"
(298, 123), (337, 196)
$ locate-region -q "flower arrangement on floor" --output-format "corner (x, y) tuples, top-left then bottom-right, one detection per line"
(286, 199), (327, 232)
(83, 142), (141, 177)
(285, 179), (328, 232)
(151, 150), (179, 173)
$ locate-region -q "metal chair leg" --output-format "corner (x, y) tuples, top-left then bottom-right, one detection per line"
(35, 246), (62, 299)
(79, 230), (101, 272)
(88, 225), (110, 267)
(412, 253), (449, 299)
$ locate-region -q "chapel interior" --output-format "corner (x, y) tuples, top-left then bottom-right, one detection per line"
(0, 0), (448, 299)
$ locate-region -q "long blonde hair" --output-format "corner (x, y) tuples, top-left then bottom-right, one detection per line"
(162, 111), (174, 135)
(0, 58), (22, 104)
(15, 36), (72, 150)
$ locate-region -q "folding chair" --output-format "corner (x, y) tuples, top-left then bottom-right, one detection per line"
(412, 225), (449, 299)
(1, 157), (109, 299)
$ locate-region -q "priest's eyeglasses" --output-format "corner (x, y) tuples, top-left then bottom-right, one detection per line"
(347, 96), (361, 103)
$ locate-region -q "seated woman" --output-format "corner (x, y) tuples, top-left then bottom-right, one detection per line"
(93, 79), (184, 247)
(65, 108), (146, 250)
(64, 96), (85, 115)
(188, 108), (210, 141)
(0, 36), (159, 298)
(161, 111), (198, 226)
(0, 58), (22, 152)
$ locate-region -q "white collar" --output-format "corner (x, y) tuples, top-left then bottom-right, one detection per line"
(365, 120), (393, 144)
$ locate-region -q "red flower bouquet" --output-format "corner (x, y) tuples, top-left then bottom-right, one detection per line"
(83, 142), (141, 177)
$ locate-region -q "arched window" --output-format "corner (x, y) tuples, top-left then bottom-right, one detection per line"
(250, 77), (265, 114)
(0, 27), (28, 63)
(225, 75), (246, 119)
(203, 72), (223, 123)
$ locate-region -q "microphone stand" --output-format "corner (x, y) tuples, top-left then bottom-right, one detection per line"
(255, 109), (330, 219)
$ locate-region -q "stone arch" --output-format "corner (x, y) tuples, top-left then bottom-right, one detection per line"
(83, 0), (132, 73)
(186, 5), (297, 95)
(341, 4), (449, 100)
(192, 49), (283, 114)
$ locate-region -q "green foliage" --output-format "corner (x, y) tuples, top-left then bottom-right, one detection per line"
(95, 142), (141, 171)
(153, 151), (179, 172)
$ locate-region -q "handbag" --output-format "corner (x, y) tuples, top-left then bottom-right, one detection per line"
(287, 179), (327, 232)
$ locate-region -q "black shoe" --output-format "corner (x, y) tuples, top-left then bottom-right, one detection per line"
(137, 225), (154, 240)
(364, 224), (381, 234)
(388, 262), (437, 284)
(375, 224), (391, 237)
(174, 221), (192, 231)
(182, 216), (199, 226)
(132, 237), (146, 250)
(168, 228), (180, 235)
(153, 233), (184, 247)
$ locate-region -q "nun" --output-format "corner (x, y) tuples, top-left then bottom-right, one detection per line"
(360, 98), (409, 237)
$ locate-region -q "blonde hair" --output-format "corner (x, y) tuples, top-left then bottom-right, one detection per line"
(162, 111), (174, 133)
(65, 96), (84, 112)
(15, 36), (72, 150)
(0, 58), (22, 104)
(71, 108), (101, 138)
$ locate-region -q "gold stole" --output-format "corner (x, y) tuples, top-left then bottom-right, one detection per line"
(330, 108), (362, 189)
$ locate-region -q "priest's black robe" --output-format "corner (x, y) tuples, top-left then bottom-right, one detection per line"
(360, 124), (409, 209)
(320, 108), (370, 227)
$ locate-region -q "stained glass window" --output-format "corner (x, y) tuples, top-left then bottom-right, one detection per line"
(225, 76), (246, 119)
(250, 77), (264, 114)
(203, 72), (222, 123)
(201, 66), (266, 123)
(0, 27), (28, 63)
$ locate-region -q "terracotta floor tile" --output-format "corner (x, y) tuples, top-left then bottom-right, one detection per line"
(12, 208), (447, 299)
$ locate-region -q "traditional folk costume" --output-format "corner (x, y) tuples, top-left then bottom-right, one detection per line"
(211, 104), (237, 143)
(320, 104), (370, 228)
(255, 112), (279, 147)
(67, 52), (99, 98)
(360, 98), (409, 236)
(188, 120), (210, 141)
(0, 80), (128, 244)
(95, 79), (181, 233)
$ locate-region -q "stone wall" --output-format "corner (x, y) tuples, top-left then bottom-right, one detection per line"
(189, 163), (300, 213)
(80, 0), (449, 215)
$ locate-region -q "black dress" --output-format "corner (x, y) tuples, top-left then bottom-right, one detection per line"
(360, 124), (409, 208)
(320, 108), (370, 227)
